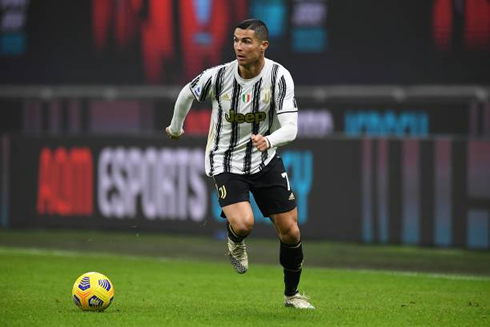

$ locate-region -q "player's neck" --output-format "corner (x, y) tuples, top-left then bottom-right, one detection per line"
(238, 57), (265, 80)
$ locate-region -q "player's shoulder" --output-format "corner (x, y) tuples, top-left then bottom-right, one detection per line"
(190, 61), (234, 90)
(203, 61), (235, 77)
(266, 58), (293, 80)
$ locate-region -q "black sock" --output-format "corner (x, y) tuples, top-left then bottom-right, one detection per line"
(227, 222), (246, 243)
(280, 240), (304, 296)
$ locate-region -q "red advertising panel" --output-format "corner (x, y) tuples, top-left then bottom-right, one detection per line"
(0, 0), (488, 85)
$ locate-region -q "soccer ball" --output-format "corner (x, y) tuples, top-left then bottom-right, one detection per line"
(72, 272), (115, 311)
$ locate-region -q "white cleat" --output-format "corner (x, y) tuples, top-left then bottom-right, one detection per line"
(227, 237), (248, 274)
(284, 292), (315, 309)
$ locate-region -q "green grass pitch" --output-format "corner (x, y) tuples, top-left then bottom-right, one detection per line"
(0, 231), (489, 326)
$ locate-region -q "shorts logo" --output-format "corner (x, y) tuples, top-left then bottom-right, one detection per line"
(218, 185), (227, 199)
(195, 86), (202, 97)
(289, 193), (295, 200)
(225, 109), (266, 124)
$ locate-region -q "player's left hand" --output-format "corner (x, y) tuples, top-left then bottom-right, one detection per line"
(166, 126), (184, 140)
(251, 134), (270, 152)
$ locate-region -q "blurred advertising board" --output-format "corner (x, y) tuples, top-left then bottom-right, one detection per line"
(0, 0), (488, 85)
(6, 135), (490, 249)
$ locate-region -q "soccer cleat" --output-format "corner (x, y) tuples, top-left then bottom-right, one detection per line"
(284, 292), (315, 309)
(227, 237), (248, 274)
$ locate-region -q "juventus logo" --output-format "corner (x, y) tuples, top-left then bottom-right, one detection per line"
(262, 88), (271, 104)
(218, 185), (227, 199)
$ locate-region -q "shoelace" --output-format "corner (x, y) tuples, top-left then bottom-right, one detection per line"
(231, 242), (246, 256)
(290, 293), (310, 301)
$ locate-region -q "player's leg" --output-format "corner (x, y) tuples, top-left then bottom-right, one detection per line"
(252, 156), (314, 309)
(223, 201), (254, 240)
(214, 173), (253, 274)
(269, 207), (302, 293)
(222, 202), (254, 274)
(270, 209), (302, 296)
(270, 210), (314, 309)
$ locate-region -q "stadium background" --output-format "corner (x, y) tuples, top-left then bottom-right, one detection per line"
(0, 0), (489, 250)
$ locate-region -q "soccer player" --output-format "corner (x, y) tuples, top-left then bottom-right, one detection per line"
(166, 19), (314, 309)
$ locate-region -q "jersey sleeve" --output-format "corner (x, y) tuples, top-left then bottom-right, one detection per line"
(275, 68), (298, 114)
(188, 67), (218, 103)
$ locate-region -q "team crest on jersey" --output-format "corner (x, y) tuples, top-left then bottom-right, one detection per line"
(261, 88), (271, 104)
(242, 93), (252, 103)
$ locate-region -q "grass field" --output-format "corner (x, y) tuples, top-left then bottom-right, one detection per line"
(0, 230), (489, 326)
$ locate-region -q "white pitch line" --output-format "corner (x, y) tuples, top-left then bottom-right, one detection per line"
(0, 246), (170, 262)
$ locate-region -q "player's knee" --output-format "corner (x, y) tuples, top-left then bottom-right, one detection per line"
(280, 224), (300, 244)
(233, 218), (254, 236)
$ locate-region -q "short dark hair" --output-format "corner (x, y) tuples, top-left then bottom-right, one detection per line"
(235, 19), (269, 41)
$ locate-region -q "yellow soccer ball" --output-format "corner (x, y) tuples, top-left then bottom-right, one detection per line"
(72, 272), (115, 311)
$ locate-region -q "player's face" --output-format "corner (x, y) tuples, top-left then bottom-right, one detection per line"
(233, 28), (268, 67)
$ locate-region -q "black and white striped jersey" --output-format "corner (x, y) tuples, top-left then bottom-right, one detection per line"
(188, 58), (298, 177)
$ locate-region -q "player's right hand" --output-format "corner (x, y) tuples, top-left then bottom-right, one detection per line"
(166, 126), (184, 140)
(251, 134), (270, 152)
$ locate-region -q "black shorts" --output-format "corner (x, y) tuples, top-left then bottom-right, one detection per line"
(213, 155), (297, 218)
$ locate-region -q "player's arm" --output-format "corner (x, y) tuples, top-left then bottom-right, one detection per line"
(266, 111), (298, 148)
(252, 68), (298, 152)
(252, 111), (298, 152)
(252, 113), (298, 151)
(166, 84), (195, 140)
(167, 67), (216, 139)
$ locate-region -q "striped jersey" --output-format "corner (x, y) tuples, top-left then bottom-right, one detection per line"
(188, 58), (298, 177)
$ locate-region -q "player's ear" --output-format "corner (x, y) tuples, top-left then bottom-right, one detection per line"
(260, 40), (269, 52)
